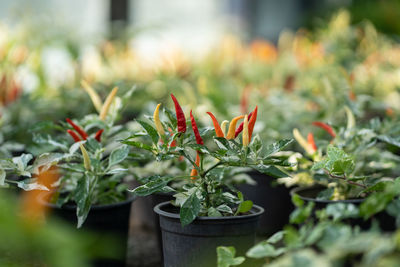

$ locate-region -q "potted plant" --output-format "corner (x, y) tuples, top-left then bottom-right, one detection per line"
(125, 94), (292, 267)
(31, 86), (135, 266)
(288, 109), (399, 230)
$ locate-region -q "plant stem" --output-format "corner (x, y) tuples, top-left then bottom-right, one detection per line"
(203, 161), (222, 177)
(323, 169), (367, 189)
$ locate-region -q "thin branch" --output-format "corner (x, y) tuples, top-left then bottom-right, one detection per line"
(203, 162), (223, 177)
(323, 169), (367, 189)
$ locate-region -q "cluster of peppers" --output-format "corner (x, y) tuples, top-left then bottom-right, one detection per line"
(66, 118), (103, 171)
(64, 83), (120, 171)
(293, 121), (336, 155)
(154, 94), (258, 180)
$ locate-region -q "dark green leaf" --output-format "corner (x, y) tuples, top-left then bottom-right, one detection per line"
(180, 189), (201, 226)
(108, 145), (130, 167)
(137, 119), (159, 144)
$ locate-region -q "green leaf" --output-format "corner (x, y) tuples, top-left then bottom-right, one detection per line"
(267, 231), (285, 244)
(16, 178), (49, 191)
(292, 194), (304, 207)
(217, 246), (245, 267)
(75, 176), (92, 228)
(122, 140), (153, 151)
(137, 119), (159, 144)
(325, 203), (359, 221)
(108, 145), (129, 168)
(208, 207), (222, 217)
(129, 176), (174, 196)
(263, 139), (294, 158)
(238, 200), (253, 214)
(32, 153), (64, 175)
(246, 241), (285, 258)
(180, 189), (201, 226)
(217, 204), (234, 214)
(252, 165), (289, 178)
(214, 137), (231, 151)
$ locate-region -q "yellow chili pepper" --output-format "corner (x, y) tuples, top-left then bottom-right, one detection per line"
(226, 115), (244, 139)
(293, 128), (314, 155)
(153, 103), (165, 137)
(220, 120), (229, 138)
(344, 106), (355, 130)
(81, 80), (103, 113)
(99, 87), (118, 121)
(79, 144), (91, 171)
(242, 115), (249, 147)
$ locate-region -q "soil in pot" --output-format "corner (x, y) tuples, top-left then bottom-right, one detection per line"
(154, 201), (264, 267)
(291, 186), (396, 231)
(40, 193), (135, 267)
(236, 171), (294, 236)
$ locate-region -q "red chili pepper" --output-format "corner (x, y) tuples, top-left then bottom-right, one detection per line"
(94, 129), (104, 142)
(235, 111), (253, 138)
(66, 118), (88, 140)
(307, 133), (317, 152)
(170, 94), (186, 133)
(206, 112), (224, 138)
(312, 121), (336, 138)
(240, 86), (251, 114)
(190, 152), (201, 181)
(190, 110), (204, 145)
(247, 106), (258, 141)
(67, 130), (81, 142)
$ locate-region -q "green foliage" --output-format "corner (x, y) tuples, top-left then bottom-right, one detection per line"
(217, 246), (245, 267)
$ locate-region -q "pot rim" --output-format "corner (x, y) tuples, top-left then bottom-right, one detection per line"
(154, 201), (264, 221)
(38, 191), (136, 211)
(290, 185), (364, 204)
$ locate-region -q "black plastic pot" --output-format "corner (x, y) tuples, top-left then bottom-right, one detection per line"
(154, 201), (264, 267)
(291, 186), (396, 231)
(42, 194), (135, 267)
(236, 171), (294, 236)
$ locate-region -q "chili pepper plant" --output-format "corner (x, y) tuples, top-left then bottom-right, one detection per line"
(125, 94), (293, 226)
(28, 86), (133, 227)
(289, 106), (400, 200)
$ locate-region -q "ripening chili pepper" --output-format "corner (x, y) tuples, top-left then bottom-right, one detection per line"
(190, 110), (204, 145)
(240, 86), (251, 114)
(94, 129), (104, 142)
(293, 128), (315, 155)
(226, 115), (245, 139)
(247, 106), (258, 141)
(154, 103), (165, 137)
(344, 106), (355, 130)
(221, 120), (229, 137)
(99, 87), (118, 121)
(307, 133), (317, 152)
(79, 144), (91, 171)
(242, 115), (249, 147)
(170, 94), (186, 133)
(66, 118), (88, 140)
(206, 112), (224, 138)
(235, 111), (253, 138)
(190, 152), (201, 181)
(312, 121), (336, 138)
(67, 130), (81, 142)
(81, 80), (103, 113)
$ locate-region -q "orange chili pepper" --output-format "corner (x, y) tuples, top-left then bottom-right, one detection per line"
(307, 133), (317, 152)
(247, 106), (258, 141)
(206, 112), (224, 138)
(190, 152), (201, 181)
(312, 121), (336, 138)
